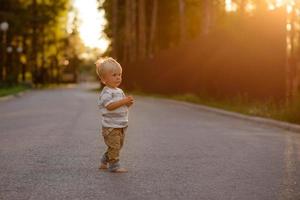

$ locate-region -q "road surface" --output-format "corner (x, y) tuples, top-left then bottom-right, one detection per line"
(0, 84), (299, 200)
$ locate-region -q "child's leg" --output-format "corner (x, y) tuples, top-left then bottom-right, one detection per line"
(99, 152), (108, 169)
(101, 152), (109, 164)
(120, 127), (126, 149)
(99, 128), (113, 169)
(102, 128), (123, 171)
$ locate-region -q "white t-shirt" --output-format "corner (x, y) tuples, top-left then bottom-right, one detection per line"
(98, 86), (128, 128)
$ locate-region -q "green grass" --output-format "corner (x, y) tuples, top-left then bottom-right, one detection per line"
(129, 90), (300, 125)
(34, 83), (76, 89)
(0, 84), (30, 97)
(0, 83), (77, 97)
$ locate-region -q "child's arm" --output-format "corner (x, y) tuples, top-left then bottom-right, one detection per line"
(106, 96), (134, 111)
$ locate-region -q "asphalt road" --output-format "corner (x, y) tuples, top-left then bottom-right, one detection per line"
(0, 84), (300, 200)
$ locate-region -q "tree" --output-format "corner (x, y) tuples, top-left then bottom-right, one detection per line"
(148, 0), (158, 57)
(178, 0), (187, 43)
(111, 0), (118, 58)
(123, 0), (131, 62)
(202, 0), (212, 35)
(138, 0), (146, 59)
(0, 0), (73, 85)
(130, 0), (137, 61)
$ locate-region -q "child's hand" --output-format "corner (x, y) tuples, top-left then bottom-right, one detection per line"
(126, 101), (133, 107)
(125, 95), (134, 107)
(106, 95), (134, 111)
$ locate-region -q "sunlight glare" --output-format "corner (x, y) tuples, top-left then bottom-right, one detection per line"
(275, 0), (285, 7)
(225, 0), (238, 12)
(73, 0), (109, 53)
(268, 4), (276, 10)
(287, 4), (293, 13)
(287, 23), (292, 31)
(245, 2), (256, 13)
(222, 0), (299, 12)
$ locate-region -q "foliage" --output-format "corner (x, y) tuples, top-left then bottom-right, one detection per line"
(0, 0), (85, 85)
(0, 83), (30, 97)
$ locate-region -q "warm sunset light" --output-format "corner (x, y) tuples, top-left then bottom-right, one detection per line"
(245, 2), (256, 14)
(3, 2), (300, 198)
(275, 0), (285, 7)
(73, 0), (109, 53)
(224, 0), (298, 13)
(266, 0), (293, 9)
(225, 0), (238, 12)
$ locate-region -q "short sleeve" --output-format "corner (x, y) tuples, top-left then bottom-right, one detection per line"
(121, 90), (125, 97)
(98, 91), (114, 108)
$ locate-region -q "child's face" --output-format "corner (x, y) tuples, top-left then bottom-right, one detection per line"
(101, 67), (122, 88)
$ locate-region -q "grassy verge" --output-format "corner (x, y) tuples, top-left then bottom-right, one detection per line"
(34, 83), (76, 89)
(0, 83), (78, 98)
(129, 91), (300, 125)
(0, 84), (31, 97)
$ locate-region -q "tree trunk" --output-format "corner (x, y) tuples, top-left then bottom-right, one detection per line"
(178, 0), (186, 43)
(123, 0), (131, 62)
(289, 8), (299, 100)
(130, 0), (137, 61)
(21, 34), (27, 82)
(138, 0), (146, 59)
(112, 0), (118, 59)
(202, 0), (211, 35)
(0, 32), (4, 82)
(148, 0), (158, 57)
(31, 0), (38, 84)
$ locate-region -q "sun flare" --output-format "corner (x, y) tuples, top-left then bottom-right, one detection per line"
(225, 0), (298, 13)
(72, 0), (109, 53)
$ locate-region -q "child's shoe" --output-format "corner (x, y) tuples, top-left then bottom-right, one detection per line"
(99, 155), (108, 170)
(99, 163), (108, 170)
(110, 167), (128, 173)
(109, 162), (128, 173)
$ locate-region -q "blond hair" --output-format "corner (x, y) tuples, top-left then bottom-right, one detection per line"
(95, 57), (122, 79)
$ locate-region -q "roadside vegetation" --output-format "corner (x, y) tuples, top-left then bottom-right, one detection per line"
(0, 84), (31, 97)
(130, 91), (300, 125)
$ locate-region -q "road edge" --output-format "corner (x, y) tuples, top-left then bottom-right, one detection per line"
(159, 97), (300, 133)
(0, 91), (29, 102)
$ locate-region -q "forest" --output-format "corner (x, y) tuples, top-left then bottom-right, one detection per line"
(0, 0), (85, 86)
(101, 0), (300, 102)
(1, 0), (300, 103)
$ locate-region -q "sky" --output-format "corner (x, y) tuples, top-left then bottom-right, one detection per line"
(72, 0), (109, 53)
